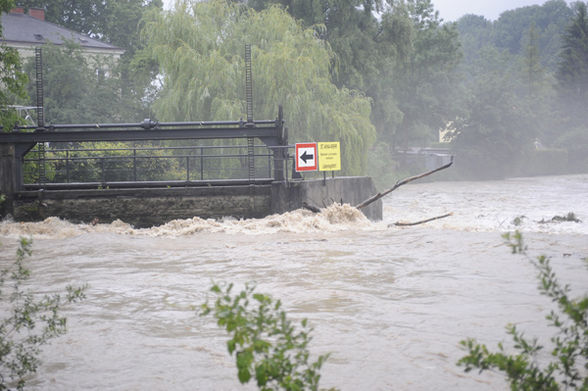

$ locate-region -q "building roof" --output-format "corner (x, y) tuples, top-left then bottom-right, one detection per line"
(1, 10), (124, 54)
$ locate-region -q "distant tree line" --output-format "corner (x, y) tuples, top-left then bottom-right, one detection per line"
(453, 0), (588, 179)
(1, 0), (588, 182)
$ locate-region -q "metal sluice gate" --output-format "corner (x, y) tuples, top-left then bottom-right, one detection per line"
(1, 111), (290, 192)
(1, 44), (292, 192)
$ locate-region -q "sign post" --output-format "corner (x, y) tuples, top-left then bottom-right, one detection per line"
(295, 143), (317, 172)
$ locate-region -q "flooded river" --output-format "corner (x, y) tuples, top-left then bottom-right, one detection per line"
(1, 174), (587, 390)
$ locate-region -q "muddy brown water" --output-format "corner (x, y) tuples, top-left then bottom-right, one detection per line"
(1, 174), (587, 390)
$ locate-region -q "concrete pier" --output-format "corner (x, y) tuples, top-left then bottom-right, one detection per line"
(272, 176), (381, 221)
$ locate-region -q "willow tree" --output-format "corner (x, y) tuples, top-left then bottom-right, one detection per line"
(140, 0), (375, 175)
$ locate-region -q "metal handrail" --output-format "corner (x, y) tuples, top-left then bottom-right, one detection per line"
(23, 143), (280, 186)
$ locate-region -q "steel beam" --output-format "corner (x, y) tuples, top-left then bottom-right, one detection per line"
(0, 126), (282, 144)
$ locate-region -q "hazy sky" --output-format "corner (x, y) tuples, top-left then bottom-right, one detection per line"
(433, 0), (559, 21)
(163, 0), (563, 22)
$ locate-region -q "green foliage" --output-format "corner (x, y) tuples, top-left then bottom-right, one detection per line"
(493, 0), (572, 70)
(0, 238), (86, 390)
(0, 0), (29, 131)
(448, 45), (541, 178)
(23, 42), (147, 124)
(556, 1), (588, 133)
(16, 0), (162, 51)
(15, 2), (161, 124)
(251, 0), (462, 150)
(458, 231), (588, 390)
(141, 0), (375, 175)
(388, 0), (462, 148)
(452, 1), (588, 178)
(22, 142), (181, 184)
(366, 141), (401, 190)
(457, 1), (573, 72)
(200, 282), (333, 391)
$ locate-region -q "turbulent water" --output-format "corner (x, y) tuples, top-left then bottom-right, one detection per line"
(1, 174), (587, 390)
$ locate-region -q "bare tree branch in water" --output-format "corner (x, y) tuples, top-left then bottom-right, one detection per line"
(392, 213), (453, 227)
(356, 156), (454, 210)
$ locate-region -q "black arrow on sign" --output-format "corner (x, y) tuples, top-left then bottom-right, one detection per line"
(301, 150), (314, 163)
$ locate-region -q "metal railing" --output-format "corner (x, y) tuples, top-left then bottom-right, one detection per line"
(23, 143), (285, 188)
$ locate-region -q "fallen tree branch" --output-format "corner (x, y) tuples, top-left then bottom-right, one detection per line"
(356, 156), (453, 210)
(392, 212), (453, 227)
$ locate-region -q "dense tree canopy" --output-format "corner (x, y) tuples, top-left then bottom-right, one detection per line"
(17, 0), (162, 49)
(457, 1), (573, 72)
(557, 2), (588, 110)
(452, 0), (588, 177)
(18, 0), (163, 108)
(141, 0), (376, 174)
(23, 42), (142, 124)
(386, 0), (462, 148)
(3, 0), (588, 178)
(246, 0), (462, 149)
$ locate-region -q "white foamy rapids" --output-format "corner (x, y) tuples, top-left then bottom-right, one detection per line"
(2, 175), (587, 238)
(383, 174), (588, 235)
(0, 203), (378, 239)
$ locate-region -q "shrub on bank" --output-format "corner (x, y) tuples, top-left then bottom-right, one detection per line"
(458, 231), (588, 390)
(0, 239), (85, 390)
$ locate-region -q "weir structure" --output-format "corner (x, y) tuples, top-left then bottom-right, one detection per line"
(0, 112), (381, 226)
(0, 46), (381, 226)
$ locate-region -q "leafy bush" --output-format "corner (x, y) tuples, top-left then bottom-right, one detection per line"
(458, 231), (588, 390)
(200, 282), (335, 391)
(0, 238), (86, 390)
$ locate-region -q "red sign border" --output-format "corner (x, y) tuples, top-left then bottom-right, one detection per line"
(295, 143), (318, 172)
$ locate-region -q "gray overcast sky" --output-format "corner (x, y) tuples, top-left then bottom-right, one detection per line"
(433, 0), (563, 21)
(163, 1), (565, 22)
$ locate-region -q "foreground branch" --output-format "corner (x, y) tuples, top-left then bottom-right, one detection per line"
(392, 212), (453, 227)
(356, 156), (454, 210)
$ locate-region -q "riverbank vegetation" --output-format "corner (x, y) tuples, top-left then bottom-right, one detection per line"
(200, 282), (336, 391)
(202, 231), (587, 390)
(2, 0), (588, 182)
(0, 239), (85, 390)
(458, 231), (588, 390)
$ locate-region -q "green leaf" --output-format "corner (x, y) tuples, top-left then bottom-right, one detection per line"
(227, 339), (236, 355)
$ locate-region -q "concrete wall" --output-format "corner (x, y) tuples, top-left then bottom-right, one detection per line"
(7, 176), (382, 227)
(13, 186), (272, 228)
(272, 176), (382, 221)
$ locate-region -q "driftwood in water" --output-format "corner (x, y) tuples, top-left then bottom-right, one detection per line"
(301, 201), (321, 213)
(356, 156), (454, 210)
(392, 212), (453, 227)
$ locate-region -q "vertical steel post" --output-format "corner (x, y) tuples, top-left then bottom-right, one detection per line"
(268, 151), (271, 178)
(133, 148), (137, 181)
(100, 158), (105, 183)
(245, 44), (255, 184)
(272, 105), (287, 181)
(186, 156), (190, 181)
(200, 147), (204, 180)
(35, 48), (46, 186)
(35, 47), (44, 129)
(66, 150), (70, 183)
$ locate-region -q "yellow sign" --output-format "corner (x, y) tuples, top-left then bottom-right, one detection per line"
(318, 142), (341, 171)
